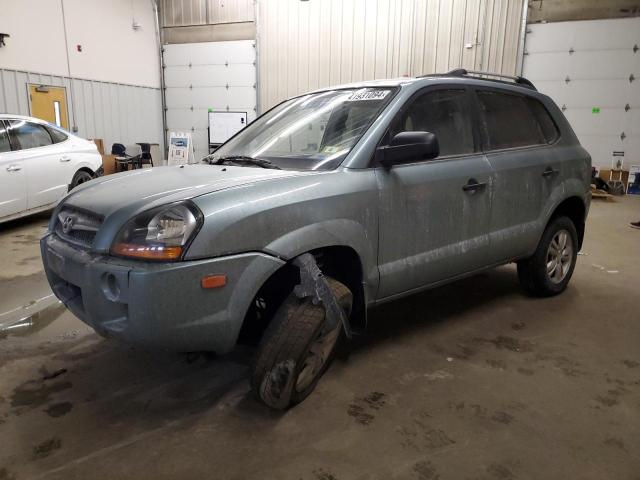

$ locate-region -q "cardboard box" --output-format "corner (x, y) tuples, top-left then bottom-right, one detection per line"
(598, 168), (629, 186)
(90, 138), (105, 155)
(102, 154), (116, 175)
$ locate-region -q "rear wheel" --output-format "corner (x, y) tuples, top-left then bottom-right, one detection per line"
(517, 216), (578, 297)
(251, 277), (352, 410)
(70, 170), (93, 190)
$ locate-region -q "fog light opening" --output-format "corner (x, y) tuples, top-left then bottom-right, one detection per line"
(102, 272), (121, 301)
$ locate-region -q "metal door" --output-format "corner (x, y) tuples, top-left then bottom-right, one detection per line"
(29, 85), (69, 130)
(163, 40), (257, 161)
(523, 18), (639, 170)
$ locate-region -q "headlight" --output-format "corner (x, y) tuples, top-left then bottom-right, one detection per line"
(111, 202), (203, 261)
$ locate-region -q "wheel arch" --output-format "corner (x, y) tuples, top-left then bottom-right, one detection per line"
(75, 166), (96, 176)
(237, 244), (367, 346)
(548, 196), (586, 249)
(68, 167), (96, 192)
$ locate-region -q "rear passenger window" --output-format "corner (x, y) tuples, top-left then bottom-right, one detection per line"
(0, 122), (10, 153)
(477, 90), (557, 150)
(7, 120), (53, 150)
(390, 89), (475, 157)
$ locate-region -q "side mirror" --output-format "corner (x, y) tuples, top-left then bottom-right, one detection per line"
(377, 131), (439, 167)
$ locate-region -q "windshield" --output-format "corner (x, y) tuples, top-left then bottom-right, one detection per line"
(207, 87), (396, 170)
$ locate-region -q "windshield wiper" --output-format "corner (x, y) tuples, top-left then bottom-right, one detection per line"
(212, 155), (281, 170)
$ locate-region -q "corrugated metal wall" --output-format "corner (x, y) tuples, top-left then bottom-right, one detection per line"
(161, 0), (254, 26)
(258, 0), (525, 109)
(0, 69), (163, 152)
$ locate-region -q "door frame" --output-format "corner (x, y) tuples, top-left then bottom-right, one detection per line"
(370, 83), (484, 167)
(27, 84), (70, 130)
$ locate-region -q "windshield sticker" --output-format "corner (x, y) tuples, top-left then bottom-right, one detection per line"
(347, 89), (390, 101)
(322, 146), (340, 154)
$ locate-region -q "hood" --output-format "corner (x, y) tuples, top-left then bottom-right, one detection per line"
(65, 164), (307, 218)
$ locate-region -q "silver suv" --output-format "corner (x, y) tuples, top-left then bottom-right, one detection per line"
(41, 70), (591, 409)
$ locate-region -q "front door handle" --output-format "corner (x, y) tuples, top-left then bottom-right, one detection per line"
(6, 165), (22, 172)
(60, 156), (71, 163)
(462, 178), (487, 193)
(542, 167), (559, 177)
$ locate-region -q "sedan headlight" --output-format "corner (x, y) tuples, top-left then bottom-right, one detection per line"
(111, 202), (203, 261)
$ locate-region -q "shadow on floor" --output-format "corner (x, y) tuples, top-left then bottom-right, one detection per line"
(0, 211), (52, 233)
(4, 266), (533, 430)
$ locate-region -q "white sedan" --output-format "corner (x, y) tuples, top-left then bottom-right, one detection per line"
(0, 114), (102, 224)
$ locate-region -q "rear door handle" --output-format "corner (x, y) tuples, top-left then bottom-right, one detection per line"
(60, 156), (71, 163)
(6, 165), (22, 172)
(542, 167), (559, 177)
(462, 178), (487, 193)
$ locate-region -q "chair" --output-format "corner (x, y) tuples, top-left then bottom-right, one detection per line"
(111, 143), (142, 172)
(112, 143), (131, 173)
(136, 143), (154, 168)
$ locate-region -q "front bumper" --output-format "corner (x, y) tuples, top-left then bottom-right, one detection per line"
(41, 233), (284, 353)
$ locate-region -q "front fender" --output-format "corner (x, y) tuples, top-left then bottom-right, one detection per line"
(73, 158), (102, 174)
(263, 218), (378, 298)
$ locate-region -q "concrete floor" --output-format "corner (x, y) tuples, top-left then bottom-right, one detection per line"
(0, 197), (639, 480)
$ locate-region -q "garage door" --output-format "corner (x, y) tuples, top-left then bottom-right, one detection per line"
(163, 40), (257, 162)
(523, 18), (639, 168)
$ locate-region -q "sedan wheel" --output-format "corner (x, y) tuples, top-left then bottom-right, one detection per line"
(70, 170), (94, 190)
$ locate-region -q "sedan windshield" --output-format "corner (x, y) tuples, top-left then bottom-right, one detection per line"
(207, 87), (396, 171)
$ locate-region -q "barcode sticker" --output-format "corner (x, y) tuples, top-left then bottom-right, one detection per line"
(347, 89), (390, 101)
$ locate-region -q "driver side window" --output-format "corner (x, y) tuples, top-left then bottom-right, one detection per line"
(390, 89), (475, 157)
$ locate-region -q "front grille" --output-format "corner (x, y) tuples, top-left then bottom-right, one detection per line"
(55, 207), (103, 248)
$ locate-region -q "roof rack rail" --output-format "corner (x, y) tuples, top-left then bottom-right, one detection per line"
(420, 68), (537, 91)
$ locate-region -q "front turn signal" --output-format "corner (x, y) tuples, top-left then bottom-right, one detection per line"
(111, 243), (183, 260)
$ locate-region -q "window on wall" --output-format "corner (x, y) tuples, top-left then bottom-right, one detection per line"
(7, 120), (53, 150)
(390, 89), (475, 157)
(0, 123), (10, 153)
(477, 90), (557, 150)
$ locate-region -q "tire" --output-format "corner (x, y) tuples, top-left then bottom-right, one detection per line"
(250, 277), (352, 410)
(517, 216), (578, 297)
(70, 170), (93, 190)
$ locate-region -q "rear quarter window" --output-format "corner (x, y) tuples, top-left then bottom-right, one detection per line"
(47, 126), (69, 144)
(526, 97), (560, 144)
(477, 90), (558, 150)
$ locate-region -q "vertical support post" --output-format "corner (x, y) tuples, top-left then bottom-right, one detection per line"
(515, 0), (529, 76)
(254, 0), (262, 115)
(152, 0), (168, 157)
(60, 0), (78, 133)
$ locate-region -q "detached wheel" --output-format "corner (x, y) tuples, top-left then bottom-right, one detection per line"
(517, 216), (578, 297)
(70, 170), (93, 190)
(251, 277), (352, 410)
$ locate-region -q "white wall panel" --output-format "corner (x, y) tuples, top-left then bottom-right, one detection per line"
(0, 0), (160, 88)
(163, 40), (257, 161)
(257, 0), (525, 110)
(523, 18), (640, 168)
(0, 69), (163, 152)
